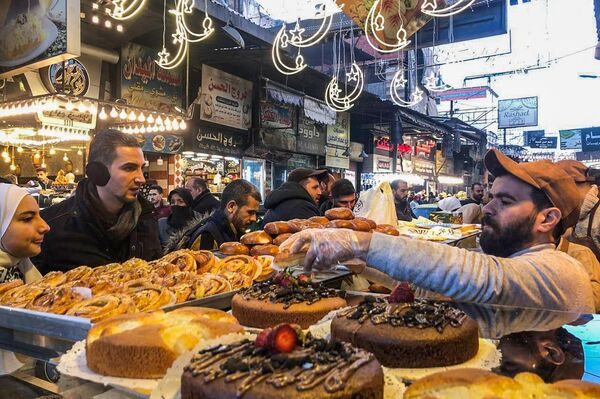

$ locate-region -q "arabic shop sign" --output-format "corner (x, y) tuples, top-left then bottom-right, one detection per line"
(327, 112), (350, 147)
(120, 43), (183, 113)
(498, 97), (538, 129)
(259, 100), (296, 152)
(581, 127), (600, 153)
(135, 133), (183, 154)
(200, 65), (253, 131)
(297, 116), (326, 156)
(41, 59), (89, 96)
(195, 124), (248, 157)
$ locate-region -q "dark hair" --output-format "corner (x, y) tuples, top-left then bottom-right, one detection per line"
(220, 179), (261, 210)
(471, 182), (483, 190)
(149, 184), (163, 194)
(390, 179), (408, 190)
(530, 186), (562, 239)
(35, 167), (47, 173)
(88, 129), (141, 167)
(168, 187), (194, 207)
(331, 179), (355, 199)
(298, 176), (319, 188)
(188, 177), (209, 192)
(317, 169), (334, 184)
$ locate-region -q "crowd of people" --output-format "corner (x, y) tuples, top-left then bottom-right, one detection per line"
(2, 128), (600, 317)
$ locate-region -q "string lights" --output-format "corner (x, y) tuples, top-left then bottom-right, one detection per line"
(364, 0), (410, 53)
(109, 0), (147, 20)
(421, 0), (475, 17)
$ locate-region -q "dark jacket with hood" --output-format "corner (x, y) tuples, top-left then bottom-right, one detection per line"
(262, 182), (320, 225)
(192, 190), (220, 215)
(32, 179), (162, 274)
(162, 209), (237, 253)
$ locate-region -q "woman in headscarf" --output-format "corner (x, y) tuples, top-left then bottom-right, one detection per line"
(158, 187), (203, 250)
(0, 183), (50, 374)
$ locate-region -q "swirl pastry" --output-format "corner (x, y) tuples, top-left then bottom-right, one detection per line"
(37, 271), (67, 287)
(169, 284), (194, 303)
(218, 255), (262, 280)
(128, 285), (176, 312)
(0, 279), (23, 296)
(66, 294), (136, 323)
(190, 250), (217, 274)
(194, 274), (232, 298)
(254, 256), (274, 282)
(162, 250), (197, 273)
(0, 284), (45, 308)
(220, 271), (252, 290)
(151, 261), (180, 277)
(63, 266), (94, 282)
(27, 287), (86, 314)
(90, 263), (121, 278)
(120, 258), (150, 272)
(161, 271), (198, 288)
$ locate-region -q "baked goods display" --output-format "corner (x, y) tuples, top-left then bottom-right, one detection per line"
(404, 368), (600, 399)
(0, 250), (268, 322)
(325, 207), (355, 220)
(86, 307), (243, 379)
(181, 323), (384, 399)
(231, 269), (347, 329)
(330, 284), (479, 368)
(219, 241), (251, 255)
(250, 244), (279, 257)
(240, 230), (273, 245)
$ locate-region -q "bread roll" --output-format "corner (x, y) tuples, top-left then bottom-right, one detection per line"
(374, 224), (400, 236)
(273, 233), (293, 246)
(308, 216), (331, 226)
(355, 217), (377, 230)
(326, 220), (355, 229)
(250, 244), (280, 256)
(264, 221), (296, 235)
(350, 219), (372, 232)
(325, 207), (355, 220)
(219, 242), (250, 255)
(240, 230), (272, 245)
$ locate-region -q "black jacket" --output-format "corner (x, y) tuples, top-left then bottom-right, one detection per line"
(262, 182), (320, 225)
(163, 209), (237, 252)
(192, 191), (220, 215)
(32, 180), (162, 274)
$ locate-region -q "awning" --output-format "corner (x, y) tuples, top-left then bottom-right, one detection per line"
(265, 80), (304, 107)
(304, 96), (336, 125)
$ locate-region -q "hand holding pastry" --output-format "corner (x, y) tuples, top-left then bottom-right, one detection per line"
(279, 228), (372, 272)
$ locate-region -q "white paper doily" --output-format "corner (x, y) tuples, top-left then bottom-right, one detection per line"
(150, 333), (255, 399)
(57, 340), (159, 396)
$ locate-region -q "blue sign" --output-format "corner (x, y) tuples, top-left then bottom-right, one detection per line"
(524, 130), (545, 147)
(581, 127), (600, 153)
(529, 137), (557, 149)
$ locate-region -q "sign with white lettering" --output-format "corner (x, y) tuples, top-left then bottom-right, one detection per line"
(581, 127), (600, 153)
(195, 124), (248, 157)
(297, 116), (326, 155)
(498, 97), (538, 129)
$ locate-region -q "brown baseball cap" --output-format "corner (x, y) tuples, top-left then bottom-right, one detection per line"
(287, 168), (327, 183)
(484, 149), (581, 229)
(556, 160), (595, 183)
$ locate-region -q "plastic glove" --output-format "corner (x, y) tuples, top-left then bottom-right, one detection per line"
(279, 228), (371, 272)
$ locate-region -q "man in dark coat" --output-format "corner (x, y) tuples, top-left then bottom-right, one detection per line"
(185, 177), (220, 216)
(32, 130), (161, 274)
(391, 179), (416, 222)
(262, 168), (325, 225)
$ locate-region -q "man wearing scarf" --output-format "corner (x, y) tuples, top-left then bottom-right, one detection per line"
(32, 130), (161, 274)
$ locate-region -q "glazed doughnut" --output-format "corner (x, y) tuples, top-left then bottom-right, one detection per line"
(240, 230), (272, 245)
(220, 271), (253, 290)
(250, 244), (280, 257)
(272, 233), (293, 246)
(355, 217), (377, 230)
(308, 216), (331, 226)
(326, 220), (355, 229)
(0, 284), (45, 308)
(66, 294), (136, 323)
(263, 221), (296, 235)
(350, 219), (372, 232)
(218, 255), (262, 280)
(374, 224), (400, 236)
(219, 242), (250, 256)
(37, 271), (67, 287)
(169, 284), (194, 303)
(0, 279), (23, 296)
(325, 207), (355, 220)
(64, 266), (93, 283)
(194, 273), (232, 298)
(190, 250), (217, 274)
(162, 250), (197, 273)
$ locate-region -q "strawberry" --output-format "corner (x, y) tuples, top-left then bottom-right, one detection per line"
(267, 324), (298, 353)
(272, 272), (285, 284)
(255, 328), (271, 348)
(389, 282), (415, 303)
(297, 274), (311, 285)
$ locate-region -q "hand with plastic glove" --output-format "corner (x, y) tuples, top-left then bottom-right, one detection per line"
(279, 228), (372, 272)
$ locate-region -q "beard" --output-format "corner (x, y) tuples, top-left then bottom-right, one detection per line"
(231, 211), (248, 234)
(480, 211), (537, 257)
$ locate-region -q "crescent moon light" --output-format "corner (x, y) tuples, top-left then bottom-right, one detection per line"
(272, 26), (307, 76)
(325, 62), (364, 112)
(364, 0), (411, 54)
(390, 69), (423, 107)
(110, 0), (147, 20)
(421, 0), (476, 17)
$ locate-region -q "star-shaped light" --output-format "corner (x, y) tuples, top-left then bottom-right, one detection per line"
(374, 13), (385, 31)
(157, 48), (170, 65)
(394, 75), (408, 88)
(290, 21), (305, 43)
(412, 87), (424, 103)
(424, 74), (438, 88)
(330, 82), (342, 98)
(347, 67), (360, 82)
(172, 30), (185, 44)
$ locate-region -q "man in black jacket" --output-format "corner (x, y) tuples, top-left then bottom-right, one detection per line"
(185, 177), (219, 216)
(32, 130), (161, 274)
(262, 168), (325, 225)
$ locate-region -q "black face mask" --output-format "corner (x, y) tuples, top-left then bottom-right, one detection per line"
(168, 205), (194, 229)
(480, 211), (537, 257)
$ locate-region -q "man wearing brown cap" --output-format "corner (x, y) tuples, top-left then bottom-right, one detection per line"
(262, 168), (325, 225)
(281, 149), (595, 312)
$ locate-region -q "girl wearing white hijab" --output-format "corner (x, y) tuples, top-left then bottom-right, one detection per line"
(0, 183), (49, 374)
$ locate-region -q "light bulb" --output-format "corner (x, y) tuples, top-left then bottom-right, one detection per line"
(41, 162), (47, 169)
(172, 120), (180, 130)
(180, 120), (187, 130)
(138, 113), (146, 122)
(65, 101), (74, 111)
(158, 125), (165, 132)
(1, 149), (8, 158)
(116, 24), (123, 32)
(34, 152), (41, 160)
(105, 20), (112, 28)
(16, 146), (23, 153)
(110, 107), (118, 118)
(63, 153), (69, 162)
(49, 147), (56, 155)
(147, 114), (155, 124)
(3, 156), (10, 164)
(92, 15), (99, 23)
(9, 163), (16, 171)
(119, 109), (127, 119)
(140, 126), (146, 133)
(128, 110), (136, 121)
(78, 102), (87, 112)
(77, 149), (83, 156)
(99, 107), (108, 120)
(156, 115), (163, 125)
(89, 103), (97, 114)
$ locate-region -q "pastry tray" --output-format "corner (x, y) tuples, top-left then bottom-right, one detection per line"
(0, 269), (352, 361)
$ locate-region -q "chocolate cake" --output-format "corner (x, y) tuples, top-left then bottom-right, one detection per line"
(231, 270), (347, 329)
(330, 295), (479, 368)
(181, 324), (384, 399)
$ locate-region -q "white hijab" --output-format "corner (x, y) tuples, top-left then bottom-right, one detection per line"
(0, 183), (29, 266)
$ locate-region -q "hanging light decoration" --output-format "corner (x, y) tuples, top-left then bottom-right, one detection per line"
(63, 153), (69, 162)
(110, 107), (119, 118)
(325, 62), (364, 112)
(99, 106), (108, 120)
(49, 147), (56, 155)
(424, 73), (452, 92)
(1, 147), (9, 159)
(16, 146), (23, 153)
(128, 110), (137, 121)
(77, 148), (83, 156)
(109, 0), (147, 20)
(390, 69), (423, 107)
(421, 0), (475, 17)
(364, 0), (410, 53)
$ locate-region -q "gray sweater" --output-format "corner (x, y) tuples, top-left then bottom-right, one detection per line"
(366, 234), (595, 313)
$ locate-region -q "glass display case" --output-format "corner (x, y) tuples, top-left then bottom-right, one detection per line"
(242, 157), (266, 201)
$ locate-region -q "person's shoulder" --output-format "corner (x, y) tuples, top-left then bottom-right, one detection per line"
(40, 196), (77, 220)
